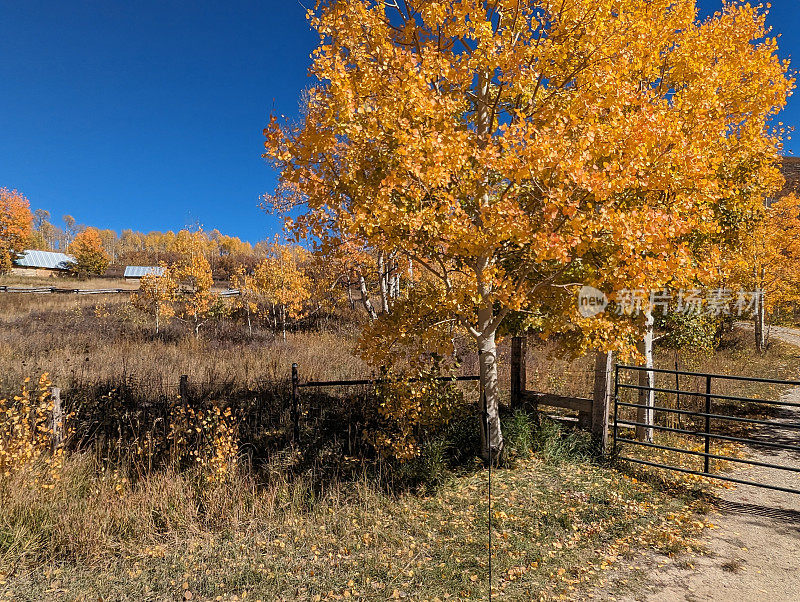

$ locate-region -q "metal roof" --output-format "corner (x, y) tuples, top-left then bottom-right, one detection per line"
(124, 266), (166, 278)
(14, 250), (74, 270)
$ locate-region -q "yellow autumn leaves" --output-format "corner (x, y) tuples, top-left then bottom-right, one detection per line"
(726, 193), (800, 317)
(268, 0), (792, 330)
(0, 188), (33, 274)
(231, 244), (312, 340)
(134, 234), (315, 340)
(264, 0), (794, 456)
(169, 403), (239, 484)
(68, 227), (111, 276)
(0, 374), (66, 487)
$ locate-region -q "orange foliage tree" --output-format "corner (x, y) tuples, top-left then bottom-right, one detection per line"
(264, 0), (792, 459)
(230, 266), (260, 337)
(728, 193), (800, 350)
(68, 227), (111, 277)
(230, 244), (314, 339)
(133, 266), (179, 334)
(252, 245), (312, 340)
(172, 232), (217, 339)
(0, 188), (33, 274)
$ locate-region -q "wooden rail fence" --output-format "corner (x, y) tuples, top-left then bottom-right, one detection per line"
(509, 336), (614, 455)
(291, 336), (614, 456)
(0, 286), (131, 294)
(0, 286), (241, 296)
(40, 338), (615, 457)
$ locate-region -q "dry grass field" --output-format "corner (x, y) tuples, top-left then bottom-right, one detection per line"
(0, 291), (366, 393)
(0, 274), (135, 289)
(0, 285), (599, 405)
(0, 450), (712, 602)
(1, 284), (799, 600)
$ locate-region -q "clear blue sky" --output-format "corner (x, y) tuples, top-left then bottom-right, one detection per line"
(1, 1), (798, 242)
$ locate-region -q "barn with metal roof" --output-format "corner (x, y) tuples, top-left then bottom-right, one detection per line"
(124, 266), (166, 279)
(12, 250), (74, 276)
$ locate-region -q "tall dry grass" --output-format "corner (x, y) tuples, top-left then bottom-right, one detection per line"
(0, 453), (316, 567)
(0, 292), (368, 395)
(0, 439), (710, 601)
(0, 287), (793, 599)
(0, 274), (134, 289)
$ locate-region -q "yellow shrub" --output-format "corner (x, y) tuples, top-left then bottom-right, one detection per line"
(169, 402), (239, 483)
(0, 374), (67, 487)
(368, 370), (464, 461)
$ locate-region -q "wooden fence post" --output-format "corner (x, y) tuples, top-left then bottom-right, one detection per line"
(577, 407), (592, 430)
(510, 335), (526, 409)
(291, 363), (300, 443)
(179, 374), (189, 402)
(591, 351), (614, 456)
(51, 386), (64, 449)
(176, 375), (189, 460)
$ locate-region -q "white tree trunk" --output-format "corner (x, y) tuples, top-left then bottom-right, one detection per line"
(471, 69), (504, 462)
(477, 304), (503, 462)
(636, 308), (655, 443)
(358, 274), (378, 320)
(755, 275), (766, 352)
(346, 277), (355, 309)
(378, 251), (390, 314)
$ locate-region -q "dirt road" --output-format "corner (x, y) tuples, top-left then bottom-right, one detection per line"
(766, 325), (800, 348)
(621, 326), (800, 602)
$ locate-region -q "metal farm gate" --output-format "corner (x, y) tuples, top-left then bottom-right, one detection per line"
(612, 365), (800, 495)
